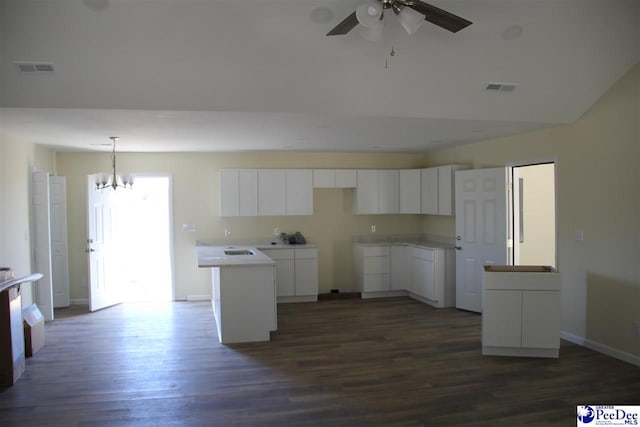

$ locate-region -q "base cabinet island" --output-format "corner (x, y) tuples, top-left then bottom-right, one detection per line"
(197, 246), (277, 344)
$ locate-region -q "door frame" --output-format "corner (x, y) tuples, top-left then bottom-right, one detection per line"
(130, 173), (176, 302)
(507, 157), (559, 269)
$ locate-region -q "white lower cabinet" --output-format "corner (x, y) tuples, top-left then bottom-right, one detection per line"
(390, 246), (410, 290)
(294, 248), (319, 297)
(261, 247), (318, 302)
(354, 243), (454, 307)
(481, 266), (561, 358)
(353, 245), (391, 296)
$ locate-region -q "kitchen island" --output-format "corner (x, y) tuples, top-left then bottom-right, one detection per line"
(197, 246), (276, 344)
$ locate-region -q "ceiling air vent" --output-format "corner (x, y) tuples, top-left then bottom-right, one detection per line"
(485, 82), (518, 92)
(15, 62), (55, 73)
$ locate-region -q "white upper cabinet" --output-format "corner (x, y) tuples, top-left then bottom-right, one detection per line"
(378, 170), (400, 214)
(220, 169), (257, 217)
(399, 169), (421, 214)
(285, 169), (313, 215)
(437, 165), (465, 216)
(313, 169), (335, 188)
(335, 170), (357, 188)
(421, 165), (466, 215)
(354, 170), (379, 214)
(313, 169), (357, 188)
(421, 167), (439, 215)
(258, 169), (286, 216)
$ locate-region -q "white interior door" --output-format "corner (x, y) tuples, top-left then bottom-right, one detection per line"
(455, 168), (508, 312)
(50, 176), (70, 307)
(32, 171), (54, 321)
(87, 174), (123, 312)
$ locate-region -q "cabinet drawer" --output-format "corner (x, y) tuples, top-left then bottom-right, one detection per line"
(261, 249), (294, 260)
(364, 274), (390, 292)
(363, 246), (389, 257)
(295, 248), (318, 259)
(364, 256), (390, 274)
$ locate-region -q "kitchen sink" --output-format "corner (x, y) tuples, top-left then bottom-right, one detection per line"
(224, 249), (255, 256)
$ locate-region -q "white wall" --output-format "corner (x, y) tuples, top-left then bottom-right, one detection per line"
(423, 64), (640, 361)
(0, 133), (56, 307)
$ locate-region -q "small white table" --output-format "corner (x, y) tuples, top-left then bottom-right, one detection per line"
(482, 266), (561, 358)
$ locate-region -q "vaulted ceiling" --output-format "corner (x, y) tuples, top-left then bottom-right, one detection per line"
(1, 0), (638, 152)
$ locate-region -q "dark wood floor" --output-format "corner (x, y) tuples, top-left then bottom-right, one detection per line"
(1, 298), (638, 426)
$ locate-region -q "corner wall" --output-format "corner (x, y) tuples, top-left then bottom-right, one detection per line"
(423, 64), (640, 362)
(0, 133), (57, 307)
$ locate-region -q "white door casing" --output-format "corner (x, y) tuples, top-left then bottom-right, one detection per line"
(87, 174), (123, 312)
(455, 168), (508, 312)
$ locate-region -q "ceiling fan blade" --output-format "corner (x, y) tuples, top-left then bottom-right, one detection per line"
(404, 1), (471, 33)
(326, 11), (359, 36)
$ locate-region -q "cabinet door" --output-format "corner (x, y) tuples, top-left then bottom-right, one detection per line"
(421, 168), (439, 215)
(335, 170), (357, 188)
(354, 170), (378, 214)
(482, 290), (522, 347)
(258, 170), (286, 216)
(522, 291), (560, 348)
(220, 169), (239, 217)
(390, 246), (410, 290)
(378, 170), (400, 214)
(286, 170), (313, 215)
(262, 249), (295, 297)
(294, 257), (318, 296)
(411, 248), (435, 299)
(437, 166), (454, 216)
(313, 169), (335, 188)
(399, 169), (421, 214)
(238, 169), (258, 216)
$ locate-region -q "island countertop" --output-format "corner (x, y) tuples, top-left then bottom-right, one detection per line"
(197, 245), (276, 268)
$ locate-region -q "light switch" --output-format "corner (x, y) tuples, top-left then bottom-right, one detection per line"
(574, 229), (584, 241)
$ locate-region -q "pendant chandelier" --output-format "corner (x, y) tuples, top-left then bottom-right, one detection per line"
(96, 136), (133, 190)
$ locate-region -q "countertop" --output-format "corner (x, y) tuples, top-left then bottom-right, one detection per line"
(353, 241), (455, 250)
(197, 246), (276, 268)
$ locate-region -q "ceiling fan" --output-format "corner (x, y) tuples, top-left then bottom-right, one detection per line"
(327, 0), (472, 37)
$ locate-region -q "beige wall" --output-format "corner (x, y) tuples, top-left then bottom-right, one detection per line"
(0, 133), (56, 307)
(423, 64), (640, 359)
(55, 152), (424, 301)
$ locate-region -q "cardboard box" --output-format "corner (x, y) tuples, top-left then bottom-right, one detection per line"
(23, 304), (45, 357)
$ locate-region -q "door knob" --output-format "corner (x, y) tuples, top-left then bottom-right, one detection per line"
(455, 246), (462, 251)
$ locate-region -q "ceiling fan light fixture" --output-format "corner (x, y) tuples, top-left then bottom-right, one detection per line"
(360, 21), (384, 42)
(397, 6), (425, 35)
(356, 0), (383, 28)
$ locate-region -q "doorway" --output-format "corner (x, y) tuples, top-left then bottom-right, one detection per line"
(509, 162), (556, 268)
(116, 176), (174, 302)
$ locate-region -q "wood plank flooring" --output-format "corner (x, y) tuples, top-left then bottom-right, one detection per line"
(1, 298), (638, 426)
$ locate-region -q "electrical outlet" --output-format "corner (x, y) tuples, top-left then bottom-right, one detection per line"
(371, 225), (376, 233)
(633, 320), (640, 337)
(182, 224), (196, 232)
(224, 228), (231, 237)
(274, 227), (280, 236)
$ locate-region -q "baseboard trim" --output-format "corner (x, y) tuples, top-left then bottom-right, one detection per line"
(70, 298), (88, 305)
(186, 294), (210, 302)
(560, 331), (640, 367)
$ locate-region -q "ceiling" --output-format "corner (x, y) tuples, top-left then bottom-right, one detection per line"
(0, 0), (638, 153)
